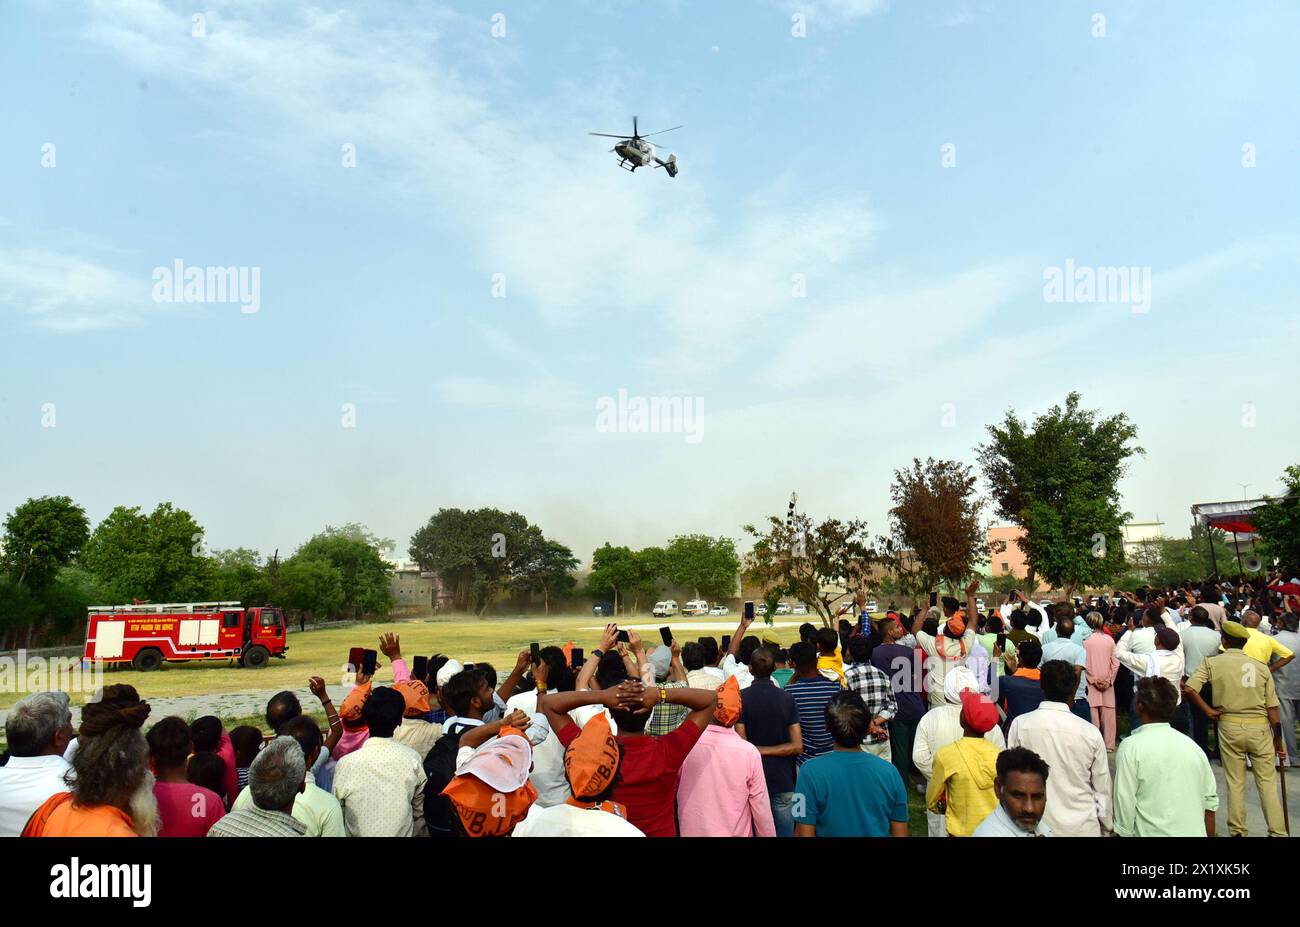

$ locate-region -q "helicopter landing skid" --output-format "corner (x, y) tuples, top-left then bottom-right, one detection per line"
(618, 160), (638, 172)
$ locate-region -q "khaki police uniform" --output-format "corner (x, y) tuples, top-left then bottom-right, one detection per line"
(1186, 644), (1286, 836)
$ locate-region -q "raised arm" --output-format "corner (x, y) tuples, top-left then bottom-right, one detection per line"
(729, 612), (753, 659)
(380, 633), (409, 683)
(536, 675), (623, 735)
(667, 639), (687, 682)
(309, 676), (343, 756)
(964, 578), (980, 627)
(496, 649), (532, 702)
(458, 708), (532, 750)
(911, 601), (930, 636)
(626, 630), (648, 682)
(575, 623), (619, 691)
(623, 679), (719, 732)
(1113, 630), (1147, 675)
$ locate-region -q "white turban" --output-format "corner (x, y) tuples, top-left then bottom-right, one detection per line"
(943, 666), (978, 705)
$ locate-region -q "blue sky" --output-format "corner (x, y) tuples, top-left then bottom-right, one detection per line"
(2, 0), (1299, 564)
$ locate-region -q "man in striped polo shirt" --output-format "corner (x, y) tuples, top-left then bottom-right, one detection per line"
(784, 641), (844, 765)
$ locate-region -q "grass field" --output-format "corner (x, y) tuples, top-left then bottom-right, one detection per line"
(1, 613), (811, 710)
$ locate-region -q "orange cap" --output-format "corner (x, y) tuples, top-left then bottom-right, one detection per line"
(714, 676), (742, 727)
(442, 726), (538, 837)
(393, 679), (430, 717)
(339, 680), (372, 729)
(946, 615), (967, 637)
(563, 713), (621, 800)
(442, 775), (537, 837)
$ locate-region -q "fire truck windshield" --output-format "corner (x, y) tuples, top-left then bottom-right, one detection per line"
(259, 609), (282, 627)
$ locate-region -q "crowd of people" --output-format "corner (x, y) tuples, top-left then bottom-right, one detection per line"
(0, 575), (1295, 838)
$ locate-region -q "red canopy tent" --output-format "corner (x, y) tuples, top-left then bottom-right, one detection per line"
(1190, 498), (1268, 576)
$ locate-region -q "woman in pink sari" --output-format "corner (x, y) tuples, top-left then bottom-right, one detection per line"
(1082, 611), (1119, 750)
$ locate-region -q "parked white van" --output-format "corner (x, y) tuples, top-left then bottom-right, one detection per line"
(652, 600), (679, 618)
(683, 599), (710, 616)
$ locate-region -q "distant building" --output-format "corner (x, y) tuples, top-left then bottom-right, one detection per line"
(987, 520), (1169, 590)
(988, 526), (1028, 577)
(985, 526), (1048, 593)
(1121, 521), (1165, 558)
(386, 558), (450, 613)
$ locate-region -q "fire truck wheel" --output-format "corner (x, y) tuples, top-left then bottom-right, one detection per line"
(132, 649), (163, 672)
(243, 645), (270, 669)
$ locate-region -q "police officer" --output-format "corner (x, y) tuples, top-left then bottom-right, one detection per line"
(1182, 620), (1287, 837)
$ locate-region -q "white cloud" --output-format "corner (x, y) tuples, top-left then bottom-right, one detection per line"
(0, 248), (147, 331)
(434, 375), (581, 412)
(777, 0), (890, 25)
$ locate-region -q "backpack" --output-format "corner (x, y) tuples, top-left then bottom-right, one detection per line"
(422, 729), (463, 837)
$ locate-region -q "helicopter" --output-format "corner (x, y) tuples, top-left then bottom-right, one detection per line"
(589, 116), (681, 177)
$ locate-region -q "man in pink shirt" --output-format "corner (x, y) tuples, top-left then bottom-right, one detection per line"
(190, 715), (239, 806)
(148, 716), (226, 836)
(676, 677), (775, 837)
(1083, 612), (1119, 750)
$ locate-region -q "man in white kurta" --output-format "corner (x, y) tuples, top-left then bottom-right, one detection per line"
(913, 666), (1006, 837)
(1008, 659), (1111, 836)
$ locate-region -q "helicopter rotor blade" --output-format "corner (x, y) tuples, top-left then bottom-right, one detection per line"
(589, 132), (629, 139)
(633, 115), (638, 137)
(638, 125), (683, 138)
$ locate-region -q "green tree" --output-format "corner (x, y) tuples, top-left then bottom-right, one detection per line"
(1021, 490), (1127, 597)
(663, 534), (740, 601)
(408, 508), (543, 614)
(296, 528), (394, 617)
(743, 512), (878, 628)
(977, 392), (1142, 596)
(626, 546), (664, 614)
(1, 495), (91, 647)
(39, 566), (106, 643)
(584, 544), (664, 615)
(1189, 524), (1246, 578)
(315, 522), (396, 556)
(209, 548), (273, 605)
(987, 571), (1023, 597)
(515, 539), (579, 614)
(82, 503), (213, 604)
(278, 556), (346, 620)
(1253, 465), (1300, 570)
(1, 495), (90, 590)
(0, 575), (39, 649)
(586, 543), (642, 615)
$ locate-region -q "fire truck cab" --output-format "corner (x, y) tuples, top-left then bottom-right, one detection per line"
(83, 601), (288, 671)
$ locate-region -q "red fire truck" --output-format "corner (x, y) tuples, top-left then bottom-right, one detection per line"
(82, 601), (288, 671)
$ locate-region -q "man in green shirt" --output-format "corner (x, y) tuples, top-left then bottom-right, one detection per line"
(229, 717), (345, 836)
(1112, 677), (1217, 837)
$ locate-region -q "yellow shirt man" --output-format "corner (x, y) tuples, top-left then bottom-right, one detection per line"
(926, 691), (1002, 837)
(926, 736), (1000, 837)
(1243, 628), (1293, 666)
(817, 646), (846, 686)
